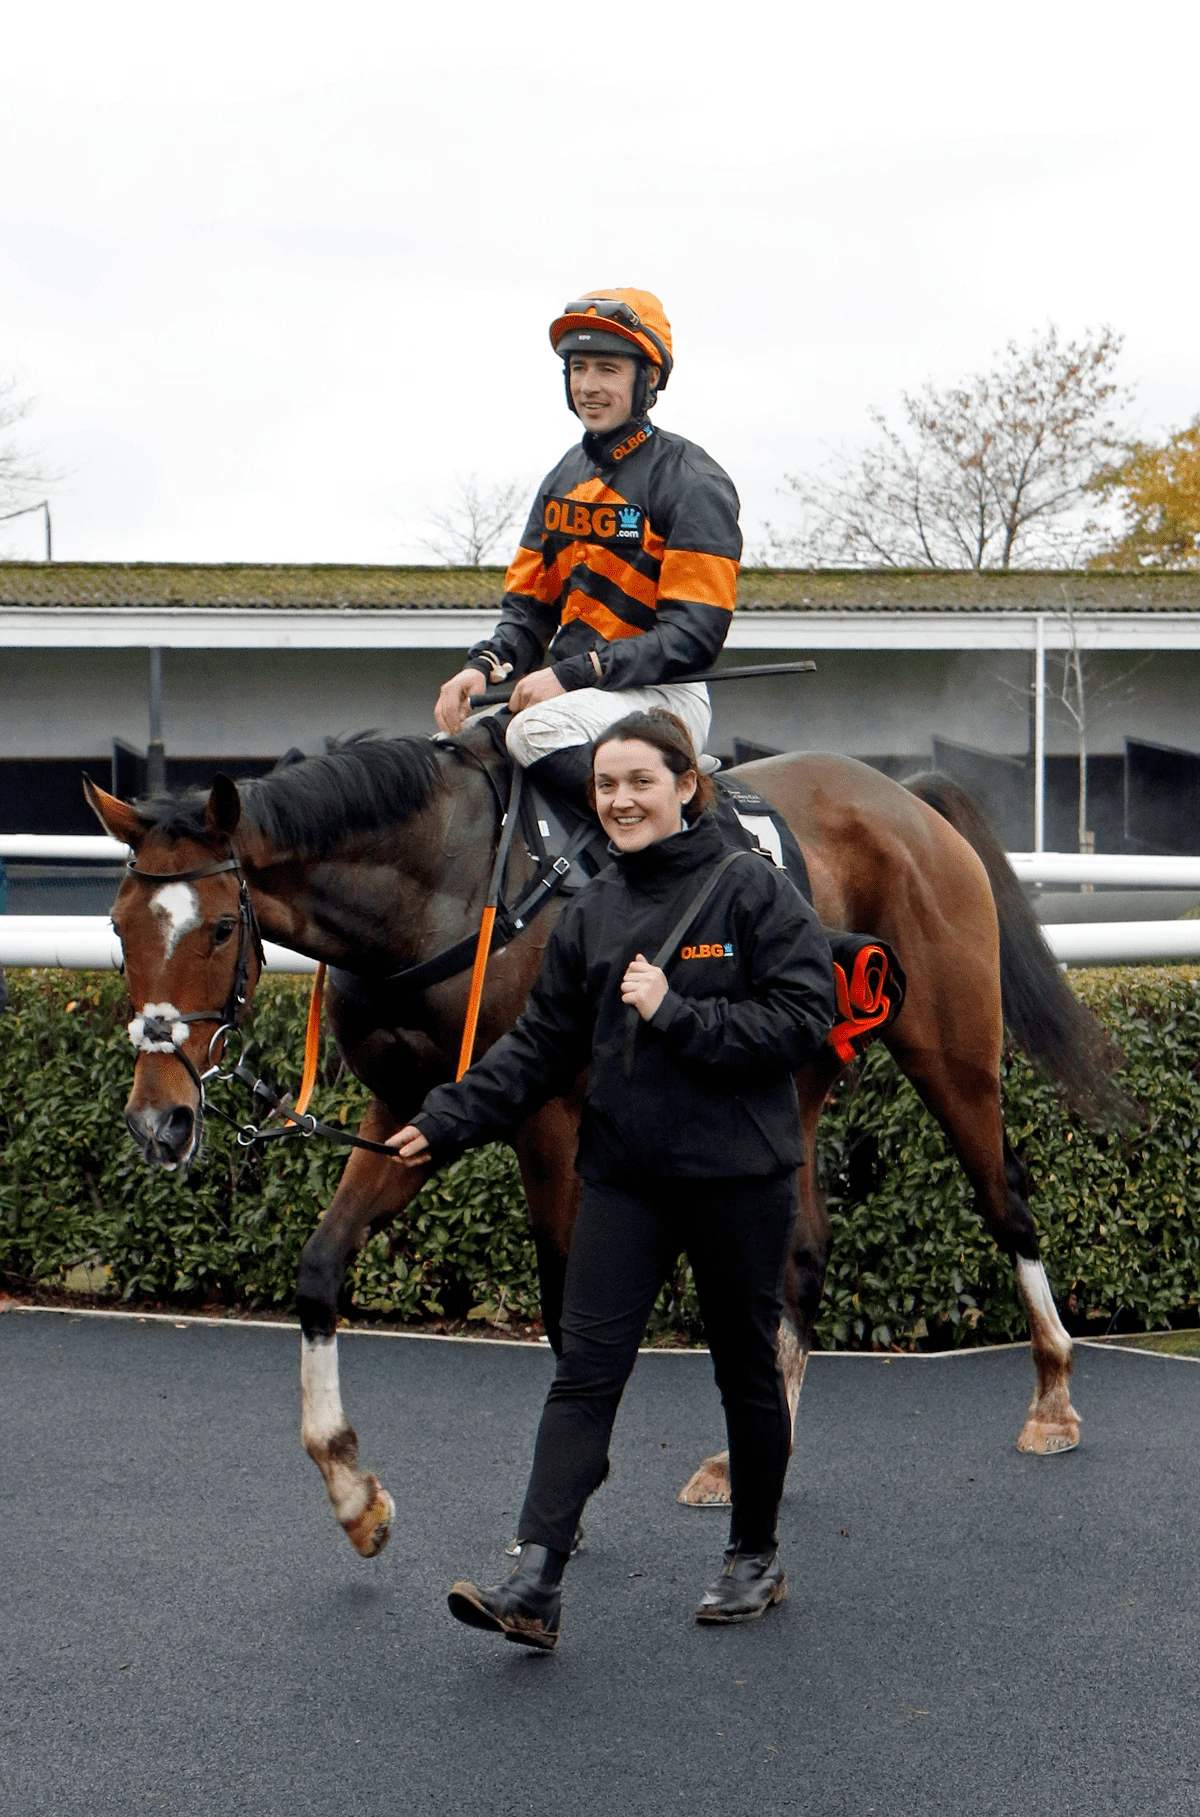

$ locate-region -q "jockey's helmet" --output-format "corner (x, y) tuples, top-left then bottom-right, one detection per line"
(550, 289), (673, 419)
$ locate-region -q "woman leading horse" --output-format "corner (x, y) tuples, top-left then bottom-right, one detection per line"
(389, 710), (837, 1645)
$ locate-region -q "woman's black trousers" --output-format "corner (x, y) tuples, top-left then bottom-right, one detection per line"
(517, 1172), (797, 1557)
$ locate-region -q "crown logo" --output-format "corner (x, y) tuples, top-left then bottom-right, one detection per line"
(617, 506), (641, 529)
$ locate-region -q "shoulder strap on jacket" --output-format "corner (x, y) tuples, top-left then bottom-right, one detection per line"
(623, 848), (754, 1079)
(649, 848), (753, 971)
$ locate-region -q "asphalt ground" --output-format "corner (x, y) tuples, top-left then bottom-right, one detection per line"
(4, 1313), (1200, 1817)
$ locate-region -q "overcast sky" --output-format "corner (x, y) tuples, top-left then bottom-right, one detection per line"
(3, 0), (1198, 564)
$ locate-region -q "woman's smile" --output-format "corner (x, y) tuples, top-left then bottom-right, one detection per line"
(593, 737), (696, 851)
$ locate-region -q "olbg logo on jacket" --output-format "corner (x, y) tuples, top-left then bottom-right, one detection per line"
(680, 941), (735, 961)
(543, 498), (644, 543)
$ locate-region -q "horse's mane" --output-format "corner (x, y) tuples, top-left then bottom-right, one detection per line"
(136, 732), (447, 858)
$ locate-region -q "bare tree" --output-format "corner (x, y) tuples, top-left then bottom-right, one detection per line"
(764, 326), (1129, 570)
(420, 474), (530, 567)
(0, 377), (47, 519)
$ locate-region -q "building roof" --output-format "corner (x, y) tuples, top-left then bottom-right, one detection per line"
(2, 561), (1199, 614)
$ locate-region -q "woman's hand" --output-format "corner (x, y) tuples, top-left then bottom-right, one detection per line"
(386, 1125), (432, 1167)
(621, 954), (669, 1021)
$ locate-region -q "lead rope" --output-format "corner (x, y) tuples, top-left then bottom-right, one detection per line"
(456, 767), (524, 1080)
(293, 962), (326, 1116)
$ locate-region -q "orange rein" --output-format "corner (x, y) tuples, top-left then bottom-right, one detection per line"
(457, 904), (497, 1080)
(290, 913), (490, 1106)
(456, 766), (525, 1080)
(294, 962), (327, 1117)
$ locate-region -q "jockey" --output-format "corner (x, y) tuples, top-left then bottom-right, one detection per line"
(433, 289), (742, 807)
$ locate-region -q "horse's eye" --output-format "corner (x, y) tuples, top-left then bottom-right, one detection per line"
(213, 916), (237, 947)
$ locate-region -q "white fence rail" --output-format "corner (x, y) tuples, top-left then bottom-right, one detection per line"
(5, 839), (1200, 888)
(1045, 920), (1200, 965)
(3, 846), (1200, 970)
(0, 916), (318, 973)
(0, 835), (130, 861)
(0, 913), (1196, 973)
(1007, 854), (1200, 887)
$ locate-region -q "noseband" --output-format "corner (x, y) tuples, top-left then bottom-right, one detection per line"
(122, 852), (265, 1141)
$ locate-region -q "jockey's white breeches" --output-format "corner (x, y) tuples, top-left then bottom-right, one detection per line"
(504, 683), (711, 769)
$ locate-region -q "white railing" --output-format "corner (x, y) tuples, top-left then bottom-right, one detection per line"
(0, 916), (318, 973)
(1008, 854), (1200, 887)
(3, 846), (1200, 971)
(0, 912), (1196, 972)
(0, 835), (130, 861)
(1045, 920), (1200, 965)
(5, 838), (1200, 888)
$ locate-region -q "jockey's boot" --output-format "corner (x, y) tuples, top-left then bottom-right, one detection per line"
(448, 1542), (567, 1651)
(525, 745), (595, 820)
(694, 1547), (788, 1624)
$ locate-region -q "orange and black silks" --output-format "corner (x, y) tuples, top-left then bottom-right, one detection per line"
(467, 419), (742, 694)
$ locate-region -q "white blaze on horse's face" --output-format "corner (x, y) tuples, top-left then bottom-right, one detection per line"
(151, 881), (202, 958)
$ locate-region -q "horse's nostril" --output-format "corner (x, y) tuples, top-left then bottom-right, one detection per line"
(159, 1104), (195, 1155)
(126, 1101), (195, 1164)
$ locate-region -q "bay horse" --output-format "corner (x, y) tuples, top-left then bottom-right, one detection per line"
(85, 723), (1120, 1559)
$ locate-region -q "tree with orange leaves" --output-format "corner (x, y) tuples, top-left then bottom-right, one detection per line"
(1090, 418), (1200, 569)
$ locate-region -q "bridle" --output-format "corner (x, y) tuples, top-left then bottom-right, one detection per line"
(122, 851), (265, 1144)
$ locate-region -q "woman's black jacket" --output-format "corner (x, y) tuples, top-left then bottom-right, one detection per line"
(412, 811), (837, 1181)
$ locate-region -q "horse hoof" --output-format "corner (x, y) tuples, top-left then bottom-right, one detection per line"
(345, 1484), (395, 1557)
(1017, 1419), (1080, 1456)
(678, 1456), (732, 1507)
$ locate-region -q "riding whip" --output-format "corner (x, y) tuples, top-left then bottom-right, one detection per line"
(468, 659), (816, 709)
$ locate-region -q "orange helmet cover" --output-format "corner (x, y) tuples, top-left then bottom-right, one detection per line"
(549, 289), (674, 379)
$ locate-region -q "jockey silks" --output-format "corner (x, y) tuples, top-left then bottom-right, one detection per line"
(467, 419), (742, 696)
(411, 812), (835, 1182)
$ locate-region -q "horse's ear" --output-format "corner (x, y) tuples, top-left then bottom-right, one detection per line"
(83, 776), (150, 848)
(205, 773), (242, 839)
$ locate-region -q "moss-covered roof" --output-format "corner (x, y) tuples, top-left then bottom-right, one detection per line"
(1, 561), (1198, 613)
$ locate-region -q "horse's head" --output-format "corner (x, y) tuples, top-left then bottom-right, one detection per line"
(86, 773), (263, 1169)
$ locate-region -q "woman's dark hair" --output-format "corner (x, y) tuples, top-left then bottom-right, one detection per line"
(588, 708), (716, 823)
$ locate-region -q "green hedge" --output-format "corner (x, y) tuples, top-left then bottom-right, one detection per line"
(2, 966), (1200, 1347)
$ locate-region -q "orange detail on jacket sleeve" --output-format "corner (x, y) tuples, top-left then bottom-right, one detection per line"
(560, 591), (645, 642)
(504, 545), (550, 600)
(657, 550), (739, 612)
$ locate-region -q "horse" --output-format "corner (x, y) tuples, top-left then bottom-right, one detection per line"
(85, 722), (1121, 1559)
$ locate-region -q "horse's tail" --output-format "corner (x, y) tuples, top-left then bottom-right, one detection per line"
(904, 771), (1129, 1124)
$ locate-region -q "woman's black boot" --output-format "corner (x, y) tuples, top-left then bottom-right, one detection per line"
(695, 1547), (787, 1624)
(448, 1543), (567, 1651)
